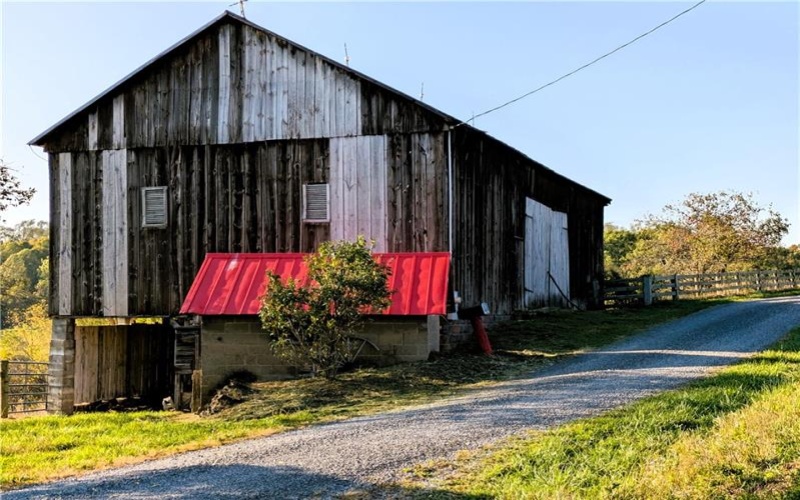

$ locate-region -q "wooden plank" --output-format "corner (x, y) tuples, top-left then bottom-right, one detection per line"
(286, 46), (300, 138)
(75, 326), (99, 404)
(329, 137), (344, 241)
(245, 29), (263, 141)
(303, 47), (315, 139)
(524, 197), (550, 306)
(550, 210), (570, 304)
(343, 136), (357, 241)
(370, 135), (387, 251)
(253, 31), (267, 142)
(267, 38), (278, 140)
(278, 40), (289, 139)
(101, 150), (129, 316)
(58, 153), (73, 315)
(112, 95), (125, 149)
(114, 150), (129, 316)
(314, 57), (329, 137)
(217, 24), (231, 143)
(88, 111), (98, 150)
(101, 151), (114, 315)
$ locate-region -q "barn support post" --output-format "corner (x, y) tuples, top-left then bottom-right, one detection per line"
(48, 317), (76, 415)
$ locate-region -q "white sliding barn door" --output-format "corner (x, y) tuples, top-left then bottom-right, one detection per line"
(524, 198), (570, 307)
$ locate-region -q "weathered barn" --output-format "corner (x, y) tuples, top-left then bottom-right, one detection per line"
(32, 12), (610, 413)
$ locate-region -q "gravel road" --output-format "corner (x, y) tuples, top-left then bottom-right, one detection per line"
(8, 296), (800, 499)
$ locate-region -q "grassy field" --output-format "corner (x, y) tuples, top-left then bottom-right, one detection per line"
(412, 327), (800, 499)
(0, 299), (723, 489)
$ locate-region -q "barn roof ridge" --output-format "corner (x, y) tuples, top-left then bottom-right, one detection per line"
(29, 10), (610, 204)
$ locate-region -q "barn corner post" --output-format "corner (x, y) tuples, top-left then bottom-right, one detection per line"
(48, 317), (76, 415)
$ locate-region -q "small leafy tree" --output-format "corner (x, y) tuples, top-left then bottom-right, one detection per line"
(259, 237), (392, 378)
(0, 160), (36, 219)
(610, 191), (789, 276)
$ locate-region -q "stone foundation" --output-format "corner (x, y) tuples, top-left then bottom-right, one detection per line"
(48, 318), (76, 415)
(440, 315), (512, 352)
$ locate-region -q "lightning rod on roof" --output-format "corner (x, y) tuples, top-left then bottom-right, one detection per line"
(344, 43), (350, 67)
(229, 0), (247, 18)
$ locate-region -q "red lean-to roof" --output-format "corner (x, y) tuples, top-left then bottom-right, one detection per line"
(179, 253), (450, 316)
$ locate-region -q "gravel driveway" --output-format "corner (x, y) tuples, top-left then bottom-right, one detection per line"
(8, 296), (800, 499)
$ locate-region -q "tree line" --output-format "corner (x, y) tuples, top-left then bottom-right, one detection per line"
(1, 220), (50, 361)
(605, 191), (798, 279)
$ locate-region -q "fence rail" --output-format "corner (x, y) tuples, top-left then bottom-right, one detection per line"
(0, 360), (49, 417)
(604, 269), (800, 307)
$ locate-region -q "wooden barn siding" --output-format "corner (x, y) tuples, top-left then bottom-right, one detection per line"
(74, 324), (173, 404)
(329, 135), (389, 250)
(65, 152), (103, 316)
(386, 133), (447, 253)
(42, 20), (446, 155)
(101, 150), (128, 316)
(126, 140), (330, 315)
(451, 128), (605, 314)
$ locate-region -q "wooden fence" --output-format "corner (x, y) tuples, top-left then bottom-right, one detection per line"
(0, 360), (49, 417)
(604, 269), (800, 307)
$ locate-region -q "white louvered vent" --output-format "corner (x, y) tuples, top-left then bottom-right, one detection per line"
(303, 183), (330, 223)
(142, 187), (168, 228)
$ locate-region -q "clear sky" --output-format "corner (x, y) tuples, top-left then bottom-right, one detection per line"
(2, 1), (798, 243)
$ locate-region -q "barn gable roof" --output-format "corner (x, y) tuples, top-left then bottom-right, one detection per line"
(30, 10), (610, 204)
(29, 10), (456, 147)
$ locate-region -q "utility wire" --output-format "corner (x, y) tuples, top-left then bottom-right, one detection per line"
(457, 0), (707, 128)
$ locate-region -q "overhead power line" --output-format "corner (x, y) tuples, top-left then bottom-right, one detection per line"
(457, 0), (707, 128)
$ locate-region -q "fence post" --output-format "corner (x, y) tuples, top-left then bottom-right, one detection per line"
(756, 272), (762, 293)
(672, 274), (680, 301)
(642, 275), (653, 306)
(191, 370), (203, 414)
(1, 360), (9, 418)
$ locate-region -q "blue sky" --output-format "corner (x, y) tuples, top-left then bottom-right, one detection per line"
(2, 1), (798, 243)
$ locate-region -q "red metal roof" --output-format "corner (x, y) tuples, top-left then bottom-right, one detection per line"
(180, 252), (450, 316)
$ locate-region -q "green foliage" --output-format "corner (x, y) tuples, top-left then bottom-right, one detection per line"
(1, 220), (49, 331)
(606, 191), (790, 276)
(0, 160), (36, 219)
(259, 237), (392, 378)
(0, 302), (51, 362)
(0, 220), (51, 360)
(603, 224), (640, 278)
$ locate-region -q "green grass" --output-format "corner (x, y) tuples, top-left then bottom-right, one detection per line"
(0, 299), (722, 489)
(0, 410), (315, 488)
(419, 327), (800, 499)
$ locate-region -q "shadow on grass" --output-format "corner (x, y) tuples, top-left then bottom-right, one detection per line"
(446, 331), (800, 498)
(2, 464), (487, 499)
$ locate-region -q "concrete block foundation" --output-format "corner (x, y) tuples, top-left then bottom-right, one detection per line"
(198, 315), (440, 401)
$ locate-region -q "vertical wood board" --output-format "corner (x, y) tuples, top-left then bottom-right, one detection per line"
(58, 153), (73, 315)
(329, 136), (387, 250)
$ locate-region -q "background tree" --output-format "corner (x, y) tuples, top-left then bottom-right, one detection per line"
(0, 220), (51, 361)
(259, 237), (392, 378)
(1, 221), (49, 327)
(606, 192), (790, 276)
(603, 223), (640, 278)
(0, 160), (36, 219)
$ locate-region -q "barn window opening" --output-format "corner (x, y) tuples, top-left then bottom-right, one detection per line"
(142, 187), (168, 228)
(303, 183), (330, 223)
